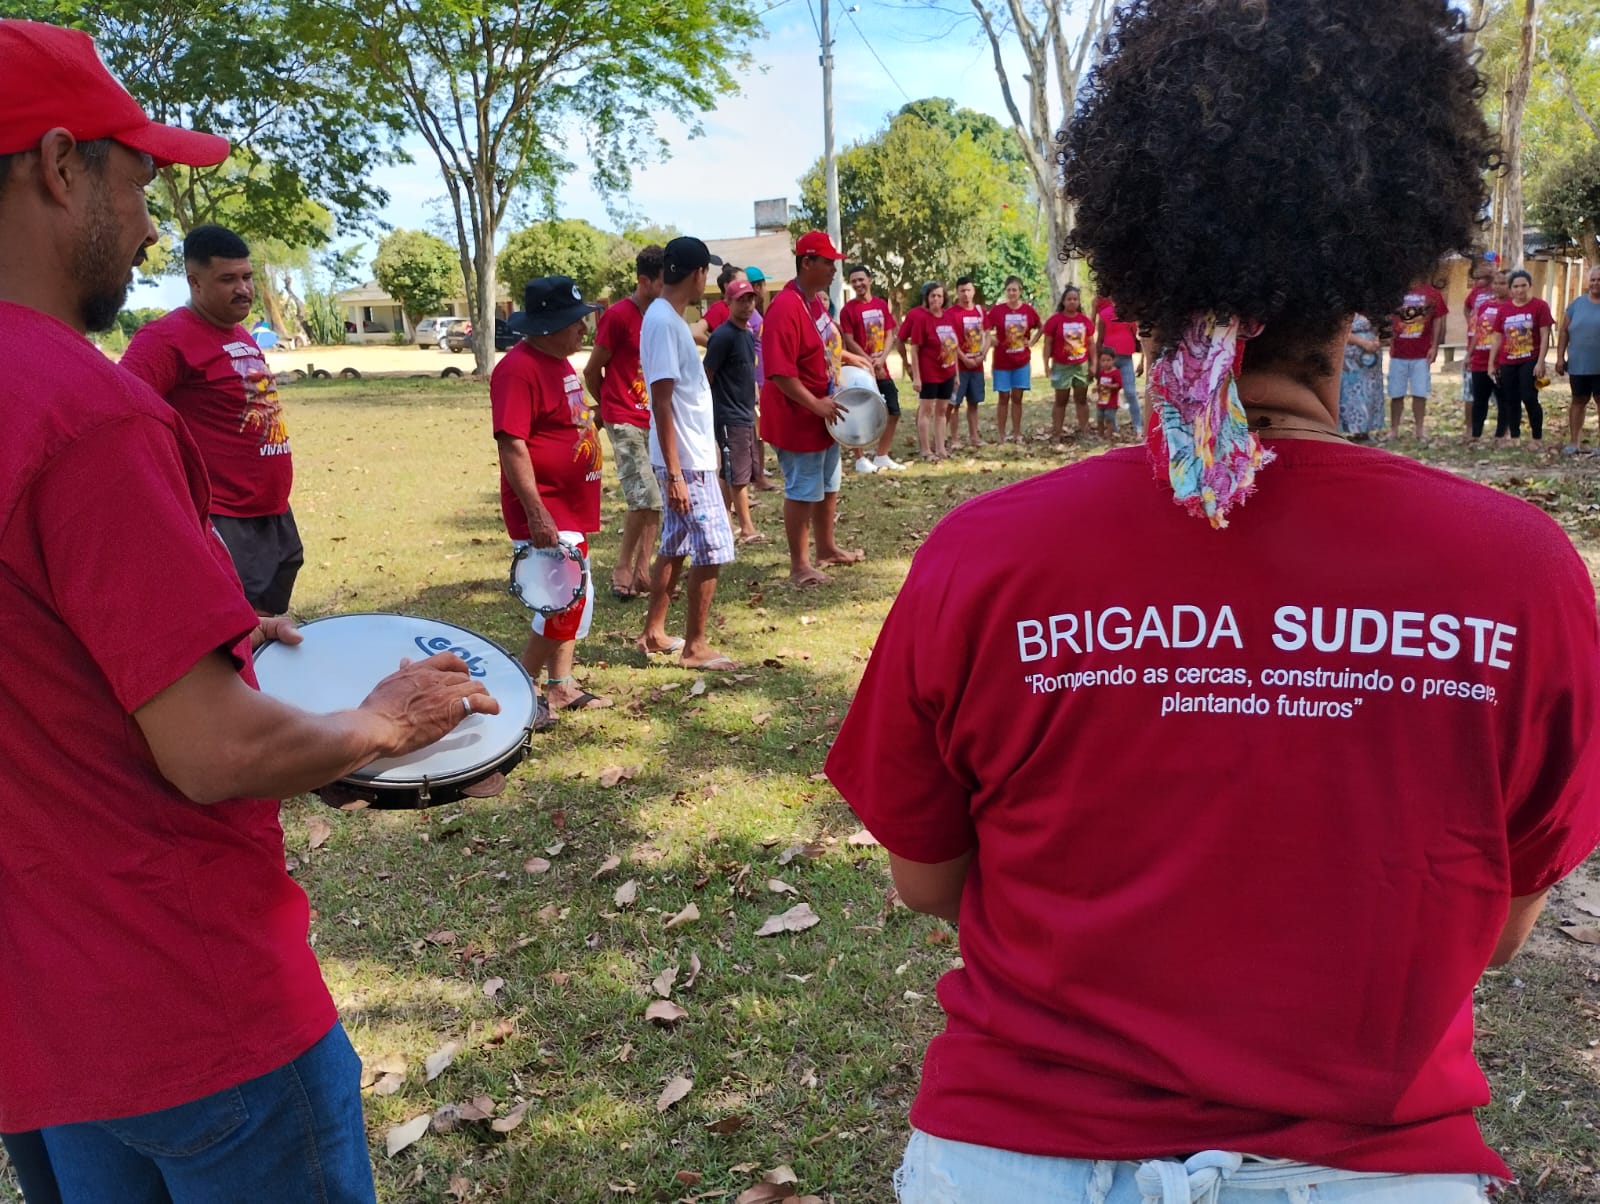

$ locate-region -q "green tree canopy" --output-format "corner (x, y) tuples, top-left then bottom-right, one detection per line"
(793, 101), (1033, 309)
(498, 219), (613, 303)
(373, 229), (460, 324)
(1529, 144), (1600, 266)
(595, 223), (681, 302)
(20, 0), (400, 248)
(322, 0), (761, 373)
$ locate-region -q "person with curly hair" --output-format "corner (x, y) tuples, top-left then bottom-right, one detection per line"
(827, 2), (1600, 1202)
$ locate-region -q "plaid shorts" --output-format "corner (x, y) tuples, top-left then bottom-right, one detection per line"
(655, 468), (737, 565)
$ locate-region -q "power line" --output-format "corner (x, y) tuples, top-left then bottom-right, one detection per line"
(844, 7), (916, 106)
(802, 0), (823, 44)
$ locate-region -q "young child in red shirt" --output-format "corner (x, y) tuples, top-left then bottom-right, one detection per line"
(1094, 349), (1122, 438)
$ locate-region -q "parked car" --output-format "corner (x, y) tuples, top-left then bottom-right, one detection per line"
(442, 317), (518, 353)
(413, 315), (452, 349)
(437, 317), (473, 352)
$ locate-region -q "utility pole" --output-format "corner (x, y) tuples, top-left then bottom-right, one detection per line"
(820, 0), (843, 310)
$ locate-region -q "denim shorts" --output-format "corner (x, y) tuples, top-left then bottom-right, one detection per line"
(776, 444), (842, 504)
(894, 1131), (1494, 1204)
(993, 365), (1032, 393)
(1387, 356), (1433, 399)
(953, 370), (986, 406)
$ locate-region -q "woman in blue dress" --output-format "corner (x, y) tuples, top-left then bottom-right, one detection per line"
(1339, 313), (1384, 438)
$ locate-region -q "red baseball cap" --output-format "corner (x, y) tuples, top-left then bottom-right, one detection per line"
(795, 230), (844, 261)
(0, 21), (230, 167)
(725, 279), (755, 301)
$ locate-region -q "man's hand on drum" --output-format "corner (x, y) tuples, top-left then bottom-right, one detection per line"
(524, 505), (561, 549)
(250, 615), (303, 651)
(362, 652), (502, 757)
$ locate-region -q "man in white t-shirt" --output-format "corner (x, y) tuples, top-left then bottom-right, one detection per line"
(636, 236), (739, 671)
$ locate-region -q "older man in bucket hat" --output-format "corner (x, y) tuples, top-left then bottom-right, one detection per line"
(494, 276), (612, 714)
(0, 19), (498, 1203)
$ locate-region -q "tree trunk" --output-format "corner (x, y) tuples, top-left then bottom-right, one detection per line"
(257, 266), (292, 336)
(1500, 0), (1537, 266)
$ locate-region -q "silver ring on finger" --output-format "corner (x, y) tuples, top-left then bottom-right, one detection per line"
(461, 696), (472, 717)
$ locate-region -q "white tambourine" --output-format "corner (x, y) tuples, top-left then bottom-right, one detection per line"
(508, 536), (587, 616)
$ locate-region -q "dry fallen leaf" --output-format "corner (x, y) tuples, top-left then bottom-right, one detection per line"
(675, 1170), (704, 1186)
(764, 1166), (799, 1185)
(655, 1075), (693, 1112)
(756, 902), (820, 937)
(733, 1185), (796, 1204)
(767, 878), (797, 895)
(598, 765), (635, 788)
(447, 1174), (471, 1201)
(307, 817), (333, 850)
(705, 1113), (749, 1134)
(483, 977), (505, 999)
(652, 966), (679, 998)
(665, 901), (700, 930)
(370, 1072), (405, 1097)
(688, 677), (707, 697)
(431, 1103), (461, 1134)
(384, 1112), (431, 1157)
(592, 854), (622, 879)
(845, 829), (879, 847)
(1559, 926), (1600, 944)
(614, 879), (639, 908)
(752, 712), (771, 726)
(683, 951), (703, 990)
(522, 856), (551, 874)
(645, 999), (688, 1025)
(424, 1040), (462, 1082)
(425, 928), (457, 946)
(776, 843), (823, 866)
(361, 1051), (406, 1087)
(486, 1018), (515, 1045)
(457, 1095), (495, 1122)
(490, 1099), (530, 1133)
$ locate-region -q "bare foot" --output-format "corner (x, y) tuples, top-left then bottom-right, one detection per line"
(789, 567), (833, 586)
(754, 479), (781, 492)
(816, 548), (865, 567)
(680, 652), (739, 671)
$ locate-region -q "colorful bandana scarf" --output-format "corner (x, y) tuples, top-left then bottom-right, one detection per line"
(1146, 314), (1273, 529)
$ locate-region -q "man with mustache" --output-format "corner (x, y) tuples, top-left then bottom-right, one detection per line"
(122, 223), (300, 617)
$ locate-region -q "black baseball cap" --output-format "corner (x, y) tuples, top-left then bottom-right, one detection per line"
(662, 236), (722, 276)
(506, 276), (602, 336)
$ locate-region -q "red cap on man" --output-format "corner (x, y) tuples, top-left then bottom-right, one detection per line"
(795, 230), (844, 261)
(0, 20), (230, 167)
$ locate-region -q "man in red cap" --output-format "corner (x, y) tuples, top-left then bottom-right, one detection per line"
(0, 20), (494, 1201)
(759, 231), (866, 586)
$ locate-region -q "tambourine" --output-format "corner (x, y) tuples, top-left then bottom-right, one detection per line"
(509, 537), (587, 616)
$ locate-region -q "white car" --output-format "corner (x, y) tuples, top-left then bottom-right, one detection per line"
(413, 315), (453, 349)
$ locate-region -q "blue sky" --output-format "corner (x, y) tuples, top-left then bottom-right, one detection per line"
(139, 0), (1076, 307)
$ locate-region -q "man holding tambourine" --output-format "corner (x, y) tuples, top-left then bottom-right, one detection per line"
(492, 275), (613, 714)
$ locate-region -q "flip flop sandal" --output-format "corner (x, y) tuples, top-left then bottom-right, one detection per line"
(552, 691), (611, 711)
(639, 637), (687, 656)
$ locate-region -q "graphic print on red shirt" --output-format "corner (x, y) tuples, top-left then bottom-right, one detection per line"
(898, 307), (959, 385)
(827, 442), (1600, 1180)
(986, 302), (1041, 371)
(841, 296), (896, 381)
(1045, 312), (1093, 366)
(946, 305), (985, 361)
(1389, 285), (1448, 360)
(1468, 294), (1504, 373)
(1095, 369), (1122, 409)
(119, 305), (291, 517)
(491, 341), (604, 536)
(1492, 299), (1554, 366)
(594, 297), (652, 429)
(0, 301), (335, 1132)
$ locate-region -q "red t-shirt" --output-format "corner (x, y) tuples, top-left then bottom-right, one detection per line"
(1390, 285), (1449, 360)
(1095, 369), (1122, 408)
(120, 306), (292, 518)
(827, 441), (1600, 1179)
(840, 296), (897, 381)
(1468, 295), (1505, 373)
(759, 283), (836, 454)
(703, 299), (731, 333)
(985, 302), (1041, 370)
(1098, 301), (1139, 357)
(1044, 311), (1094, 366)
(898, 307), (960, 385)
(0, 301), (336, 1131)
(946, 305), (986, 365)
(1462, 285), (1488, 322)
(594, 296), (651, 429)
(491, 341), (603, 536)
(1491, 299), (1555, 366)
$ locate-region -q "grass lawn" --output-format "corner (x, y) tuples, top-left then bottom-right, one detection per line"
(5, 373), (1599, 1203)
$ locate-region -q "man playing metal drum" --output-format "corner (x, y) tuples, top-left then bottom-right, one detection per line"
(0, 21), (499, 1202)
(492, 275), (613, 714)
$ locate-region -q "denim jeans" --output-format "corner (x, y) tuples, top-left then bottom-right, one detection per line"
(40, 1023), (375, 1204)
(2, 1130), (63, 1204)
(893, 1131), (1494, 1204)
(1114, 354), (1143, 432)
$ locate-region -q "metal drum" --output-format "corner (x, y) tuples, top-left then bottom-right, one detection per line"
(827, 364), (890, 450)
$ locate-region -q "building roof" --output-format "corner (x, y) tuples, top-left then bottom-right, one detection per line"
(335, 280), (510, 306)
(703, 233), (794, 287)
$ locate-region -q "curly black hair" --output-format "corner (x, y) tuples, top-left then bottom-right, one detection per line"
(1060, 0), (1495, 374)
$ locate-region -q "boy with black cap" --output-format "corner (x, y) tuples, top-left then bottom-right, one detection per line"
(493, 275), (611, 713)
(637, 237), (740, 670)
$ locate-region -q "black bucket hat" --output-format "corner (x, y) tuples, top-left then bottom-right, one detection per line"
(506, 276), (602, 336)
